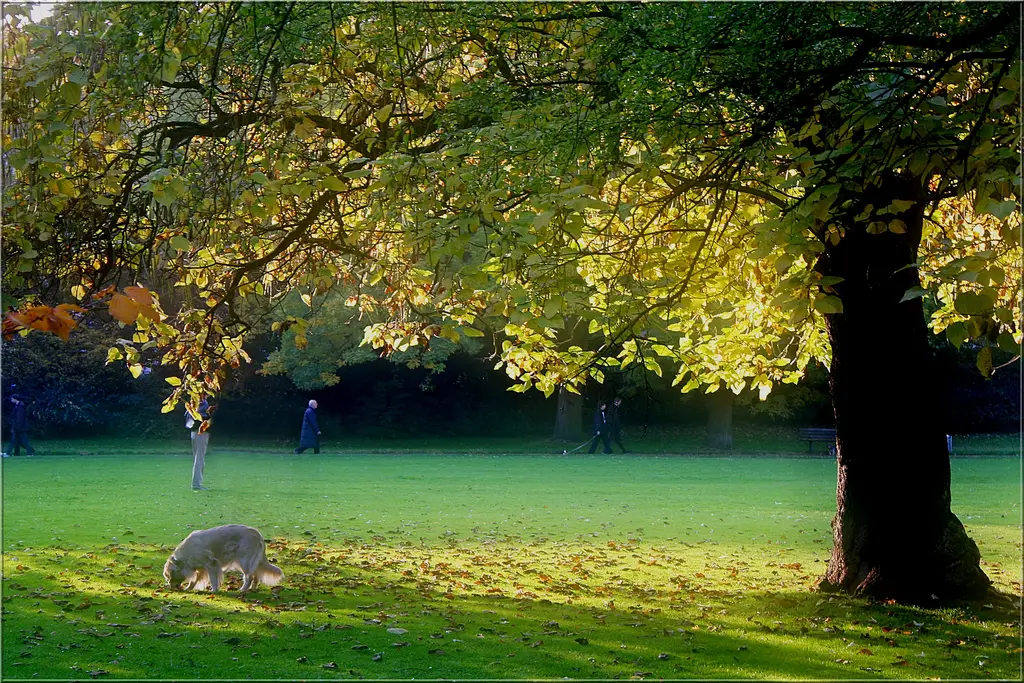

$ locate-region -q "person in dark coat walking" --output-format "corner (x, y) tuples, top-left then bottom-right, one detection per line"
(587, 401), (613, 454)
(607, 396), (630, 453)
(294, 399), (321, 454)
(2, 394), (35, 457)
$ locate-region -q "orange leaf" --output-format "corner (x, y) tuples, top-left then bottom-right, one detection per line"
(56, 303), (87, 313)
(7, 311), (32, 329)
(858, 648), (873, 656)
(123, 285), (154, 305)
(108, 293), (141, 324)
(138, 304), (160, 322)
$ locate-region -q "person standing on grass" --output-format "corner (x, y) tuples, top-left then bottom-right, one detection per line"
(587, 401), (613, 454)
(185, 395), (212, 491)
(294, 399), (321, 454)
(607, 396), (631, 454)
(2, 394), (35, 457)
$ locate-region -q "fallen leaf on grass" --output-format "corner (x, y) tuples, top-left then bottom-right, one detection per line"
(87, 670), (109, 678)
(296, 656), (309, 663)
(428, 648), (446, 655)
(322, 662), (337, 669)
(858, 648), (873, 655)
(386, 627), (407, 635)
(575, 637), (589, 645)
(351, 644), (369, 650)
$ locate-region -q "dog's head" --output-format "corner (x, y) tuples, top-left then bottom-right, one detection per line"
(163, 556), (186, 588)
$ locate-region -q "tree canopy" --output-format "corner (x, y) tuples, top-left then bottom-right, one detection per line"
(2, 2), (1017, 407)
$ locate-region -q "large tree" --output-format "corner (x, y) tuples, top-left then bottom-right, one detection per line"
(2, 2), (1019, 602)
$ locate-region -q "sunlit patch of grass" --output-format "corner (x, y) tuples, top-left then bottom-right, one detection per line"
(2, 452), (1020, 679)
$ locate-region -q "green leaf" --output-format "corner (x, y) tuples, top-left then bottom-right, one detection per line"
(899, 286), (927, 303)
(945, 322), (969, 349)
(976, 346), (993, 378)
(321, 176), (346, 191)
(886, 200), (916, 213)
(374, 104), (393, 122)
(462, 327), (484, 337)
(990, 90), (1016, 110)
(169, 235), (190, 252)
(129, 363), (144, 379)
(161, 48), (181, 82)
(996, 333), (1019, 355)
(61, 81), (82, 105)
(813, 296), (843, 314)
(953, 291), (994, 316)
(165, 376), (182, 386)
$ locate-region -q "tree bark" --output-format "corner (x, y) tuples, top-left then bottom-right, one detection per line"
(816, 173), (991, 603)
(706, 390), (733, 449)
(553, 385), (583, 440)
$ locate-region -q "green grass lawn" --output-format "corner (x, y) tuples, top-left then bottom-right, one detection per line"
(19, 426), (1022, 456)
(1, 447), (1020, 680)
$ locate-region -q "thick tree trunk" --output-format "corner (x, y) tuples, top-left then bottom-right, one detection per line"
(553, 385), (583, 440)
(816, 174), (990, 603)
(706, 390), (733, 449)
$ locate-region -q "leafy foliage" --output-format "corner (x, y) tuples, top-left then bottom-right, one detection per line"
(1, 2), (1018, 408)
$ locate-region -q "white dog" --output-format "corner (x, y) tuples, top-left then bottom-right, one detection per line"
(163, 524), (283, 593)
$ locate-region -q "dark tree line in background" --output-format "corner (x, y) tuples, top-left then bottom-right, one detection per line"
(4, 322), (1016, 440)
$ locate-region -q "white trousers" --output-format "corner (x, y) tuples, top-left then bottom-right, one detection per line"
(190, 430), (209, 489)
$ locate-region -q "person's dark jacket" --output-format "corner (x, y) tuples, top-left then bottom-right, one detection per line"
(608, 404), (621, 433)
(592, 407), (607, 435)
(11, 402), (28, 430)
(299, 406), (320, 448)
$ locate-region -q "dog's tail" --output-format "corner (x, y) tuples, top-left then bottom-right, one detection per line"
(256, 560), (284, 587)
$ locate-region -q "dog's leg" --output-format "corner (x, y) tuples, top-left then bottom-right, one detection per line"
(191, 568), (209, 591)
(240, 573), (254, 593)
(207, 560), (222, 593)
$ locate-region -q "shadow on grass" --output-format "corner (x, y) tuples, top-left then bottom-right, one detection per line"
(3, 539), (1020, 680)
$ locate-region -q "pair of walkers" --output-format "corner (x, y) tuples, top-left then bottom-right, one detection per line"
(589, 397), (629, 454)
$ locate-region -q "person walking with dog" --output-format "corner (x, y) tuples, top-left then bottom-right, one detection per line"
(587, 400), (613, 454)
(607, 396), (631, 453)
(2, 394), (35, 457)
(185, 395), (212, 491)
(294, 399), (321, 454)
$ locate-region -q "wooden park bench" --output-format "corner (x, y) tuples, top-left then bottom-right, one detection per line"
(798, 427), (836, 455)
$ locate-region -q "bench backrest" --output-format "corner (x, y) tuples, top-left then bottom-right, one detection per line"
(799, 428), (836, 439)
